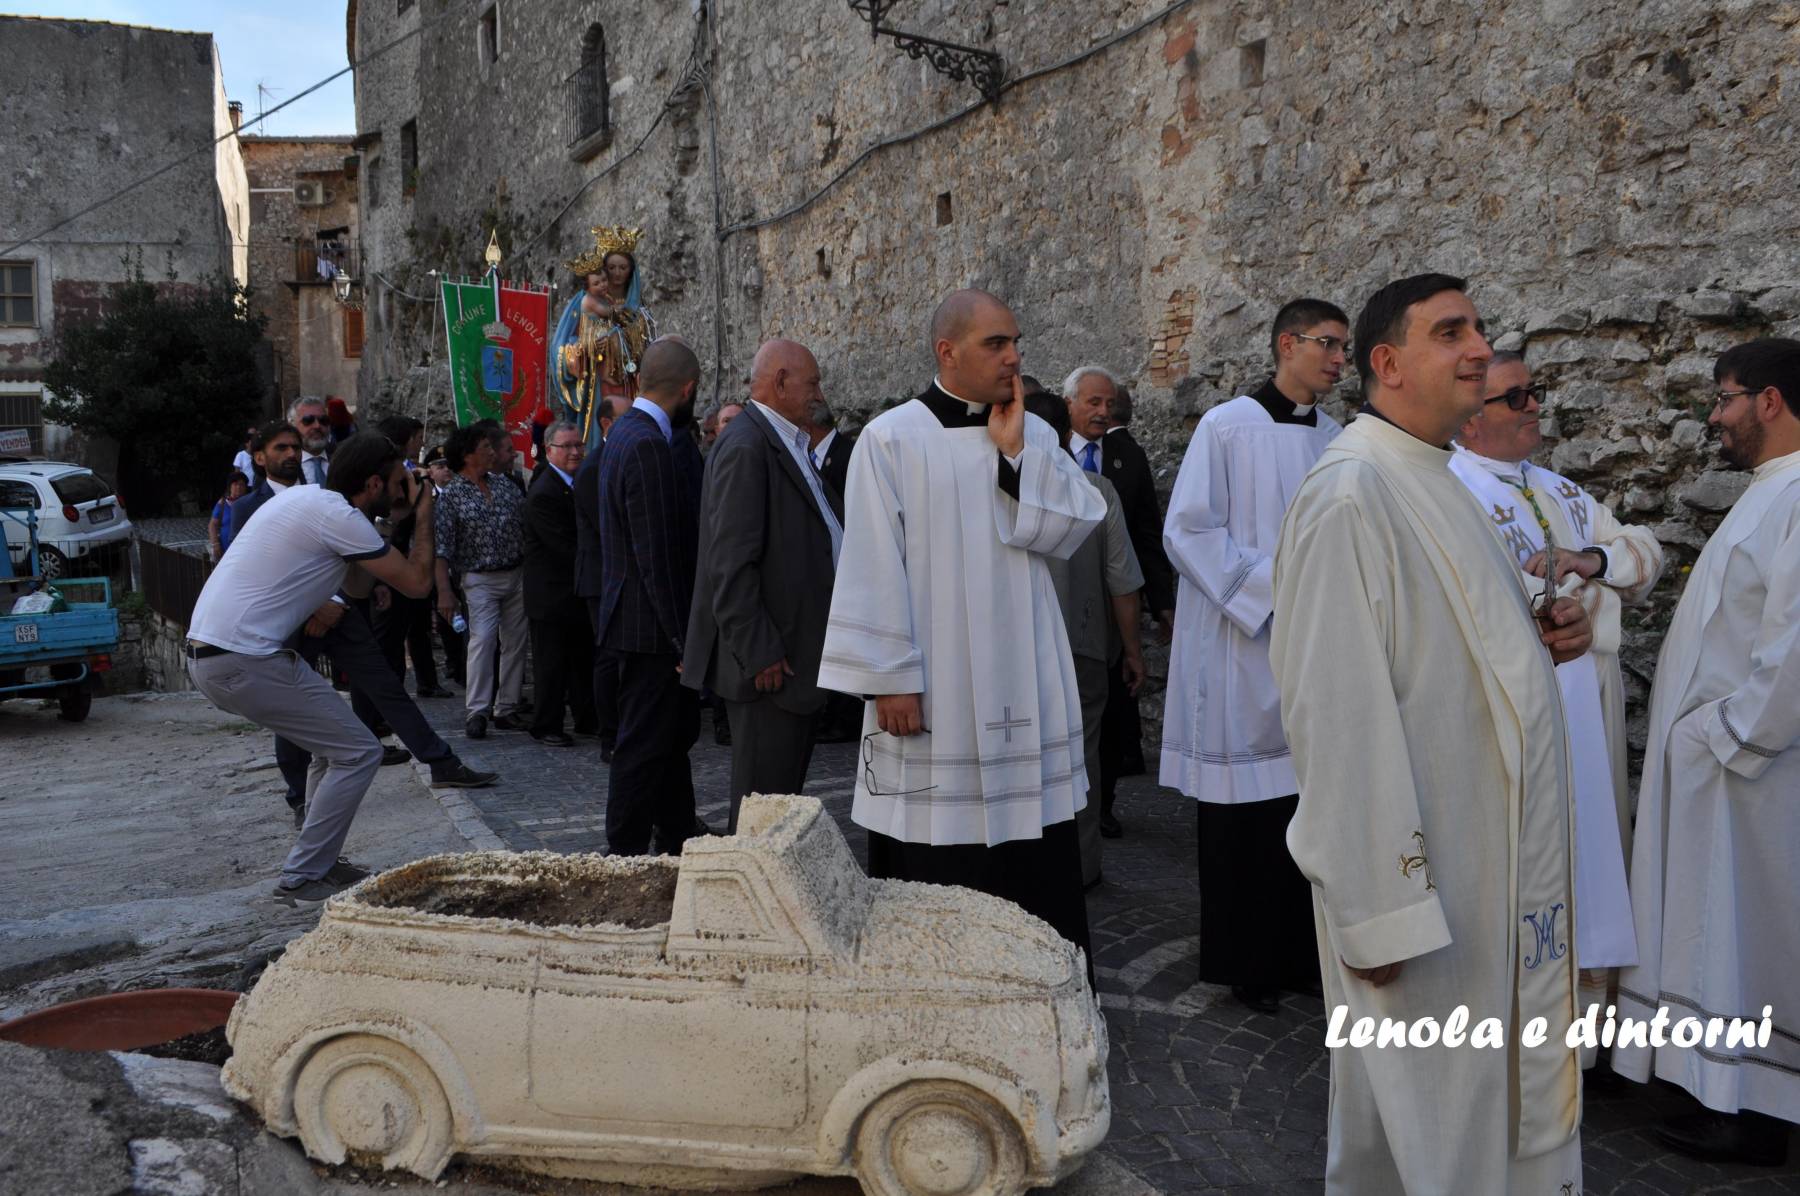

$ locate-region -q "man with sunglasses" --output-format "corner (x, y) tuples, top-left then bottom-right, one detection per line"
(1614, 338), (1800, 1165)
(290, 396), (334, 486)
(1450, 351), (1663, 1044)
(1161, 297), (1348, 1015)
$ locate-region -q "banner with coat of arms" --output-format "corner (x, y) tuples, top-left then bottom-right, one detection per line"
(440, 274), (550, 461)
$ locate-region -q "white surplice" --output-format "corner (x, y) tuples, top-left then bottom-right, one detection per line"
(1449, 449), (1640, 970)
(1273, 415), (1580, 1194)
(817, 401), (1105, 847)
(1614, 448), (1800, 1121)
(1161, 394), (1340, 804)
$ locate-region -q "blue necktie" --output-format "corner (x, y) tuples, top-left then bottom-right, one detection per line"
(307, 457), (326, 485)
(1080, 442), (1099, 473)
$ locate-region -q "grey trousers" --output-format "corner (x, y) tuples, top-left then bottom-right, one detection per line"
(462, 568), (528, 718)
(1074, 654), (1109, 886)
(190, 650), (382, 885)
(723, 698), (816, 833)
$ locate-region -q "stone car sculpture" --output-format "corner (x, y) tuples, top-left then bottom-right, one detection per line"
(222, 794), (1110, 1194)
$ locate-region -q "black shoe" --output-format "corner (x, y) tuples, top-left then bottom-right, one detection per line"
(1231, 985), (1282, 1015)
(417, 685), (453, 699)
(491, 712), (529, 732)
(514, 698), (535, 715)
(271, 875), (354, 906)
(323, 857), (370, 885)
(291, 802), (307, 829)
(429, 758), (498, 788)
(532, 730), (575, 747)
(465, 713), (488, 739)
(1098, 812), (1123, 839)
(1653, 1110), (1790, 1167)
(380, 745), (412, 766)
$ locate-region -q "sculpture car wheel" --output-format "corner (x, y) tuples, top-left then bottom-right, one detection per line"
(854, 1080), (1029, 1196)
(291, 1034), (455, 1179)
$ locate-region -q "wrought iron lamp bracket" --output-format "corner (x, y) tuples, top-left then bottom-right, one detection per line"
(847, 1), (1004, 103)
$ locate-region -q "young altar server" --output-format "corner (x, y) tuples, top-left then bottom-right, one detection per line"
(1160, 297), (1348, 1014)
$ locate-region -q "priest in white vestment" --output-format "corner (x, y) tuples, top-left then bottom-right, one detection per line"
(1273, 275), (1591, 1194)
(818, 289), (1105, 969)
(1449, 352), (1664, 1047)
(1161, 298), (1348, 1014)
(1614, 338), (1800, 1167)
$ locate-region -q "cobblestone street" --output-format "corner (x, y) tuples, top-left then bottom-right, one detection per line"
(401, 688), (1800, 1195)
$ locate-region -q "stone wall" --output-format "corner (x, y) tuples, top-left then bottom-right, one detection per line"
(241, 137), (361, 413)
(0, 16), (249, 469)
(352, 0), (1800, 760)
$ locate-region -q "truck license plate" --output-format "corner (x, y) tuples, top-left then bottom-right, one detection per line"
(14, 622), (38, 643)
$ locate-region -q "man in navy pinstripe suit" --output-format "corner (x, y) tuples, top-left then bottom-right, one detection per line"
(594, 338), (706, 855)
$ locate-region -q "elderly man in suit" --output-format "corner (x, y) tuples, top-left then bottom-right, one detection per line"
(595, 339), (706, 855)
(685, 339), (843, 831)
(524, 420), (599, 746)
(1095, 381), (1178, 835)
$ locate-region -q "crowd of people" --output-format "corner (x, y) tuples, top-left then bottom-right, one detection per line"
(183, 267), (1800, 1189)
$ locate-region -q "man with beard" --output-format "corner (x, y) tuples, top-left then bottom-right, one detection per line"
(685, 339), (843, 830)
(595, 338), (706, 854)
(1450, 351), (1662, 1053)
(1614, 338), (1800, 1165)
(818, 289), (1105, 964)
(290, 396), (334, 485)
(229, 421), (304, 538)
(1272, 274), (1591, 1191)
(1162, 298), (1348, 1014)
(187, 434), (441, 903)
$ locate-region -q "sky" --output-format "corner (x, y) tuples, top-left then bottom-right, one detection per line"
(10, 1), (357, 135)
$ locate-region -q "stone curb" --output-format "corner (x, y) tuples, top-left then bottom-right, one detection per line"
(409, 758), (508, 851)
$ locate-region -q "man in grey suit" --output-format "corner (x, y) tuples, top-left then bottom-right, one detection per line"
(683, 339), (843, 830)
(1025, 392), (1146, 887)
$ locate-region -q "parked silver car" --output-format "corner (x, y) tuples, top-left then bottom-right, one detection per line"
(0, 461), (131, 579)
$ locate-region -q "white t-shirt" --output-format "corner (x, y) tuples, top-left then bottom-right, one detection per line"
(232, 449), (254, 480)
(189, 485), (387, 655)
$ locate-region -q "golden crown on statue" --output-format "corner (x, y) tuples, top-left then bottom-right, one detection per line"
(567, 225), (643, 276)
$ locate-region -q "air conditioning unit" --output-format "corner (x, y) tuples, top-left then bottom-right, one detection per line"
(293, 181), (326, 206)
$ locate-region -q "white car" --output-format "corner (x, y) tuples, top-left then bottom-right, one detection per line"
(223, 794), (1111, 1194)
(0, 460), (132, 579)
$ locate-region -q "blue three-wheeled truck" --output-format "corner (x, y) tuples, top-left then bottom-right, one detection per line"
(0, 504), (120, 721)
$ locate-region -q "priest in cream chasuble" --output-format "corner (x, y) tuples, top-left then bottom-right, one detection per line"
(818, 290), (1104, 965)
(1615, 339), (1800, 1158)
(1273, 276), (1586, 1194)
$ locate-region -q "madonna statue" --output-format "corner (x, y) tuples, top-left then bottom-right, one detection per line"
(550, 225), (656, 451)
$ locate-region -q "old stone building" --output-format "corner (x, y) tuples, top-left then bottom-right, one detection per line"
(241, 137), (363, 411)
(348, 0), (1800, 752)
(0, 15), (249, 459)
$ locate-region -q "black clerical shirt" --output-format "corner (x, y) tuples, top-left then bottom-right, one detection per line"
(915, 384), (1023, 500)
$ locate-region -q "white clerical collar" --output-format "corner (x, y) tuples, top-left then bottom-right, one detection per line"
(1291, 402), (1316, 416)
(932, 375), (985, 417)
(1453, 444), (1529, 484)
(1753, 446), (1800, 481)
(266, 476), (291, 492)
